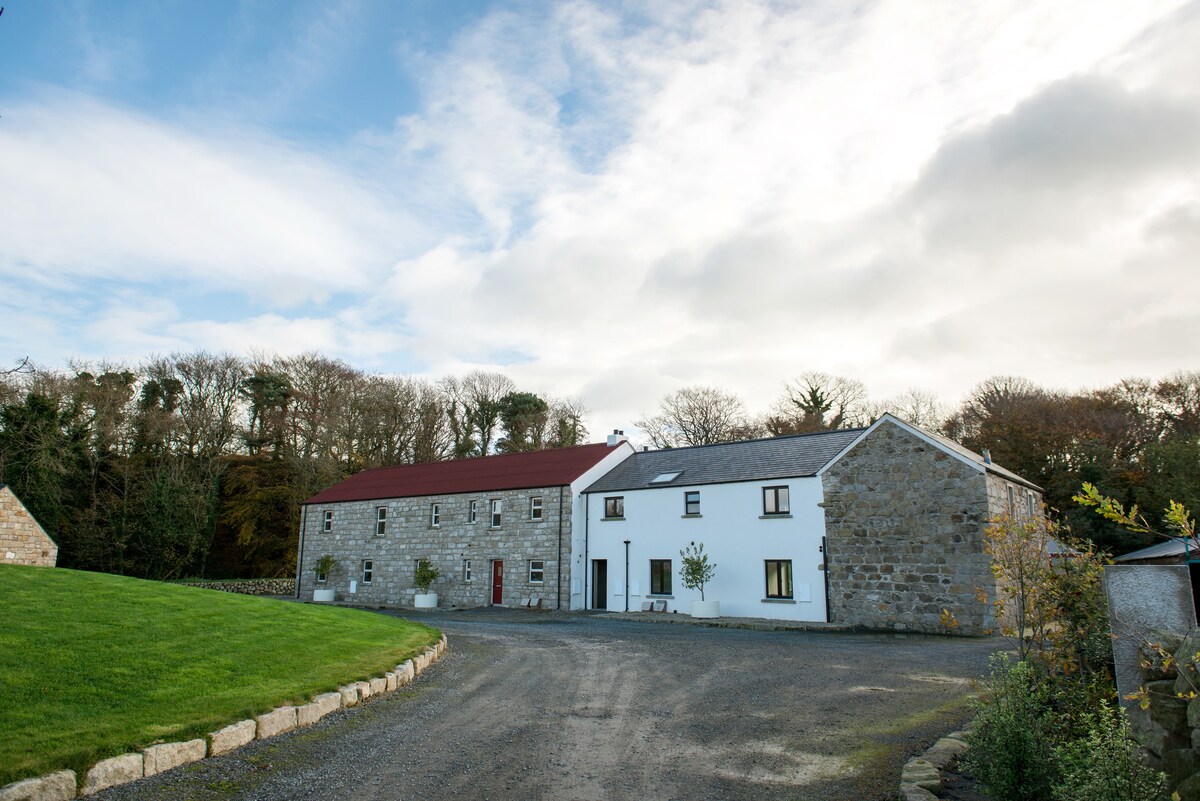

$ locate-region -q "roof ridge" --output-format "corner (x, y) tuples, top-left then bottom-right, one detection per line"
(638, 426), (868, 455)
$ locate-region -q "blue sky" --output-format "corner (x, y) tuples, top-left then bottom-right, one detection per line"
(1, 0), (1198, 431)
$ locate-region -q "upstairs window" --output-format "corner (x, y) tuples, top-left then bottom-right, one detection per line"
(323, 510), (333, 531)
(763, 486), (790, 516)
(604, 496), (625, 519)
(430, 503), (441, 527)
(469, 500), (478, 524)
(490, 499), (502, 527)
(684, 491), (700, 516)
(375, 507), (387, 536)
(530, 496), (543, 521)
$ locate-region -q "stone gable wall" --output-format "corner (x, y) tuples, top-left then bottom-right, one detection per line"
(0, 486), (58, 567)
(820, 422), (996, 634)
(297, 486), (571, 609)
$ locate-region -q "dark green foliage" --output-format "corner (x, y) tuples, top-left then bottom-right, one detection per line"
(965, 656), (1062, 801)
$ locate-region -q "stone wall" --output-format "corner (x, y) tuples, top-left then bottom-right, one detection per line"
(820, 421), (996, 635)
(297, 486), (571, 609)
(179, 578), (296, 596)
(0, 485), (57, 567)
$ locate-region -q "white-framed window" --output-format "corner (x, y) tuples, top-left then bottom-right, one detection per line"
(684, 491), (700, 516)
(762, 486), (790, 515)
(362, 560), (374, 585)
(469, 500), (478, 524)
(317, 568), (328, 584)
(604, 496), (624, 519)
(323, 510), (333, 531)
(490, 499), (502, 527)
(528, 560), (545, 583)
(530, 496), (543, 520)
(463, 559), (473, 582)
(765, 559), (793, 599)
(431, 502), (441, 527)
(375, 507), (387, 536)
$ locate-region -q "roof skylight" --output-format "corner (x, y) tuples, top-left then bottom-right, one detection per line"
(650, 471), (683, 483)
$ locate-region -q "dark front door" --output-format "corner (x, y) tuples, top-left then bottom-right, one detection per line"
(592, 559), (607, 610)
(492, 560), (504, 605)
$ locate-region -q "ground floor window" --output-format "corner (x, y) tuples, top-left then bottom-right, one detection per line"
(650, 559), (672, 595)
(529, 560), (545, 583)
(362, 560), (374, 585)
(463, 559), (473, 581)
(765, 559), (792, 599)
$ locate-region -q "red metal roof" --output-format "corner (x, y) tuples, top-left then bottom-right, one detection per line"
(305, 443), (622, 504)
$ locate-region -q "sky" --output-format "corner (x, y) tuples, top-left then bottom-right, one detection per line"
(1, 0), (1198, 434)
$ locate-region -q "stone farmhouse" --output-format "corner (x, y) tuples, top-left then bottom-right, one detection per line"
(297, 439), (636, 609)
(0, 483), (58, 567)
(583, 414), (1041, 634)
(297, 414), (1040, 634)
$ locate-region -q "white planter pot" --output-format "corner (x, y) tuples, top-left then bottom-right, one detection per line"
(414, 592), (438, 609)
(691, 600), (720, 619)
(312, 588), (334, 603)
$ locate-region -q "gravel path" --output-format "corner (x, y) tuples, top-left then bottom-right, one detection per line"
(96, 609), (998, 801)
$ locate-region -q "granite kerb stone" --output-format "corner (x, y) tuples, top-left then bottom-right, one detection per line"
(899, 728), (970, 800)
(0, 637), (449, 799)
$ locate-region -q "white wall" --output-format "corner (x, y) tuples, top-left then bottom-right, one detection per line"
(567, 441), (637, 610)
(582, 477), (829, 621)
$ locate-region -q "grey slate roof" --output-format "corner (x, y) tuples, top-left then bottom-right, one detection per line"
(583, 428), (867, 493)
(915, 424), (1042, 490)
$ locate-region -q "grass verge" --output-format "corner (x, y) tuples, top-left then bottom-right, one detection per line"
(0, 564), (440, 786)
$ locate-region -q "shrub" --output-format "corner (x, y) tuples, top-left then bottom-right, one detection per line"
(414, 559), (440, 593)
(964, 656), (1061, 801)
(1053, 708), (1167, 801)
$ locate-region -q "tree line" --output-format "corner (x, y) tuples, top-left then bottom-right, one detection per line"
(2, 356), (1195, 578)
(0, 353), (586, 580)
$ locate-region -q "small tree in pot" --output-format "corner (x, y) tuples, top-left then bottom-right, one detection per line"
(414, 559), (441, 609)
(680, 542), (719, 618)
(312, 554), (337, 602)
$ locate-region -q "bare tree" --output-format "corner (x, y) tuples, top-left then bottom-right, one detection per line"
(637, 385), (751, 448)
(440, 371), (517, 457)
(867, 388), (946, 429)
(766, 372), (869, 434)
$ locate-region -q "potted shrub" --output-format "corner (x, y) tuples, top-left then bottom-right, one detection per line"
(414, 559), (440, 609)
(313, 554), (337, 602)
(680, 542), (719, 618)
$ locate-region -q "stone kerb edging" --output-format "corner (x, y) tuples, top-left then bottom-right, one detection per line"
(899, 727), (969, 800)
(0, 634), (448, 801)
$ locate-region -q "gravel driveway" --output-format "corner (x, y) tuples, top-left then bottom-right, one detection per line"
(97, 609), (999, 801)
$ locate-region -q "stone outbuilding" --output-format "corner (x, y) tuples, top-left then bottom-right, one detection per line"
(0, 483), (58, 567)
(296, 439), (636, 609)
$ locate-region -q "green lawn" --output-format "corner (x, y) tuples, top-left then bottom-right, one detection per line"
(0, 564), (440, 786)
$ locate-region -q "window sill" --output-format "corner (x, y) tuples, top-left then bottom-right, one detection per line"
(681, 514), (702, 519)
(762, 598), (796, 604)
(601, 517), (625, 522)
(758, 514), (793, 520)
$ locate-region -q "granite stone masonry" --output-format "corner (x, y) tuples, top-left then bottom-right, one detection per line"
(0, 485), (57, 567)
(820, 423), (1027, 634)
(298, 485), (571, 609)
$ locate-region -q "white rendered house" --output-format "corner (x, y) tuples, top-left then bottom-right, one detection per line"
(579, 415), (1043, 631)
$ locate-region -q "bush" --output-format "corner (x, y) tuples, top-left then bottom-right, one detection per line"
(1053, 708), (1167, 801)
(965, 656), (1061, 801)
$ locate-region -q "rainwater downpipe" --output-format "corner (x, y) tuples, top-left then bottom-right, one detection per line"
(583, 494), (590, 609)
(623, 539), (631, 612)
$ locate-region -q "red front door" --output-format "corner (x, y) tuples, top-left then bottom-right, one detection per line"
(491, 560), (504, 605)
